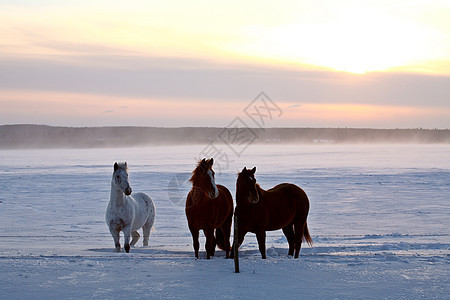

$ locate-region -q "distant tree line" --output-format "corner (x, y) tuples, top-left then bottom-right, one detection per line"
(0, 125), (449, 149)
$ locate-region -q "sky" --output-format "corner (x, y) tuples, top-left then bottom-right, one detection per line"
(1, 0), (449, 128)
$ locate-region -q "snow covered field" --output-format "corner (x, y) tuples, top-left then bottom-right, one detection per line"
(0, 144), (449, 299)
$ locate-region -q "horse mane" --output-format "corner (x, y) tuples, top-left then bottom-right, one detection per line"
(189, 160), (202, 183)
(189, 160), (205, 184)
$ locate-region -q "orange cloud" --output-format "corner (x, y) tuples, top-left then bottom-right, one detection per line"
(2, 90), (449, 128)
(0, 90), (242, 126)
(282, 103), (450, 128)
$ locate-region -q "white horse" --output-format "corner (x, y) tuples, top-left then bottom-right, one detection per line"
(106, 162), (155, 253)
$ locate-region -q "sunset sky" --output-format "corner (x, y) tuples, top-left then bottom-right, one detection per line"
(1, 0), (449, 128)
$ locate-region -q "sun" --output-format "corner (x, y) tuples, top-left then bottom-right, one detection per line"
(228, 6), (439, 74)
(295, 10), (431, 74)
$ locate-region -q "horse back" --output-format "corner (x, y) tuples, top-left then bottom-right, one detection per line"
(131, 192), (154, 211)
(130, 192), (155, 228)
(267, 182), (305, 196)
(268, 183), (309, 209)
(249, 183), (309, 231)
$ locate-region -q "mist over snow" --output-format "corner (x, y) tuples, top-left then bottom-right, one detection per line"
(1, 125), (449, 149)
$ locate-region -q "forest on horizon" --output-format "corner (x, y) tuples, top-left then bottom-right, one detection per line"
(1, 124), (449, 149)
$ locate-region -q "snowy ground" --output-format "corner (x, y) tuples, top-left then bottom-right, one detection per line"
(0, 144), (449, 299)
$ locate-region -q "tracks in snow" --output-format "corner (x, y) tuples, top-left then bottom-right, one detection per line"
(0, 233), (448, 263)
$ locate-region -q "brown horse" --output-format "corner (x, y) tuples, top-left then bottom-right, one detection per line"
(232, 167), (312, 259)
(185, 158), (234, 259)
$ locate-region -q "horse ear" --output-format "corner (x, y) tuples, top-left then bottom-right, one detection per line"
(242, 167), (247, 173)
(250, 167), (256, 175)
(201, 158), (206, 165)
(124, 162), (127, 167)
(209, 158), (214, 167)
(114, 162), (118, 171)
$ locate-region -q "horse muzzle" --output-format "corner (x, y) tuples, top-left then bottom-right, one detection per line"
(125, 187), (132, 196)
(208, 191), (219, 199)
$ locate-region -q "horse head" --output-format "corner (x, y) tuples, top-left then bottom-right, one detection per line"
(237, 167), (259, 204)
(113, 162), (132, 196)
(190, 158), (219, 199)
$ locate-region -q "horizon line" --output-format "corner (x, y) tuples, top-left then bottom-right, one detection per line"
(1, 124), (449, 131)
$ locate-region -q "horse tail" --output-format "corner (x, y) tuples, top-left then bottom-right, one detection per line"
(215, 227), (229, 251)
(303, 222), (313, 247)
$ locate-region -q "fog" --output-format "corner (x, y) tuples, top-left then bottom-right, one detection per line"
(1, 125), (449, 149)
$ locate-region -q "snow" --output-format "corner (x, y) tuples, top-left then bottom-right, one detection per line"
(0, 144), (449, 299)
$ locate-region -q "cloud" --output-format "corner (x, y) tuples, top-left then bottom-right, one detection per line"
(287, 104), (302, 109)
(0, 89), (244, 127)
(0, 55), (449, 109)
(1, 54), (449, 128)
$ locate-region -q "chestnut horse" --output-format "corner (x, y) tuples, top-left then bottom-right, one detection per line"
(232, 167), (312, 259)
(185, 158), (234, 259)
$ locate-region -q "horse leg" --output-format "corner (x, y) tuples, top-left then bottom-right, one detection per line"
(218, 225), (232, 259)
(142, 202), (155, 247)
(109, 228), (121, 252)
(123, 227), (132, 253)
(256, 230), (267, 259)
(142, 223), (151, 247)
(203, 228), (215, 259)
(211, 233), (216, 257)
(230, 230), (246, 259)
(221, 213), (233, 258)
(293, 221), (305, 258)
(130, 230), (140, 247)
(282, 224), (295, 256)
(189, 227), (200, 259)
